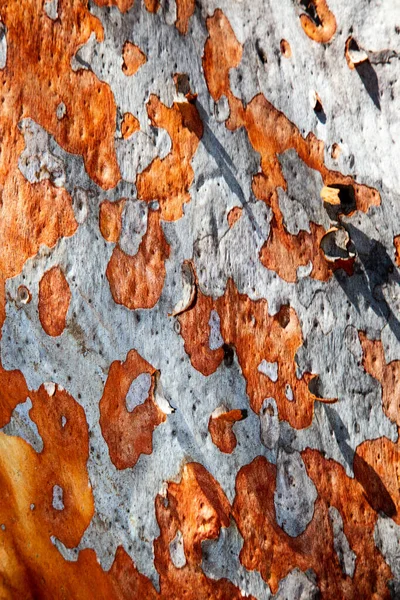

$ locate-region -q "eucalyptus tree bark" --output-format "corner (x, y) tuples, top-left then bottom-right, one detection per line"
(0, 0), (400, 598)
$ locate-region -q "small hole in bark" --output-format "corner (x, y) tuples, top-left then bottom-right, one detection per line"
(222, 343), (234, 367)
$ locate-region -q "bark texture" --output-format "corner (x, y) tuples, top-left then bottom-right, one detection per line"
(0, 0), (400, 598)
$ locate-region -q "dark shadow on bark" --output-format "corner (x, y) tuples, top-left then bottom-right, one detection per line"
(334, 224), (400, 343)
(196, 102), (267, 242)
(324, 406), (396, 518)
(355, 60), (381, 110)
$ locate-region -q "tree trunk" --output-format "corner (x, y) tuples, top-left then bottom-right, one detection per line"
(0, 0), (399, 598)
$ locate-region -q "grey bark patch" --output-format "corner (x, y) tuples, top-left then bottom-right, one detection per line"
(278, 149), (329, 231)
(329, 506), (356, 578)
(274, 448), (317, 537)
(374, 514), (400, 580)
(214, 95), (230, 123)
(72, 188), (89, 225)
(44, 0), (59, 20)
(119, 200), (148, 257)
(56, 101), (66, 120)
(2, 398), (43, 453)
(344, 324), (363, 362)
(273, 568), (320, 600)
(258, 359), (278, 382)
(308, 291), (335, 335)
(278, 189), (311, 235)
(169, 530), (186, 568)
(52, 485), (65, 511)
(259, 397), (280, 450)
(202, 520), (270, 600)
(18, 119), (65, 188)
(285, 384), (294, 401)
(208, 309), (224, 350)
(125, 373), (152, 413)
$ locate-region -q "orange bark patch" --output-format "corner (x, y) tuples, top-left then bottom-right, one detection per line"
(203, 9), (242, 102)
(38, 266), (71, 337)
(280, 39), (292, 58)
(144, 0), (159, 12)
(394, 235), (400, 266)
(208, 407), (247, 453)
(359, 333), (400, 427)
(152, 462), (253, 598)
(121, 112), (140, 139)
(99, 349), (166, 470)
(175, 0), (195, 35)
(0, 385), (95, 594)
(0, 385), (148, 599)
(106, 210), (170, 310)
(227, 206), (243, 228)
(233, 453), (392, 598)
(0, 367), (29, 429)
(93, 0), (135, 11)
(136, 96), (203, 221)
(203, 10), (380, 283)
(99, 198), (126, 243)
(179, 278), (335, 428)
(299, 0), (337, 44)
(0, 0), (120, 190)
(122, 41), (147, 76)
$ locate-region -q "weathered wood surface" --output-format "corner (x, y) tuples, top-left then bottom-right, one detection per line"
(0, 0), (400, 597)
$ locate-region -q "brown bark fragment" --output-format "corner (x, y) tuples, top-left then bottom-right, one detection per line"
(99, 349), (166, 470)
(179, 277), (335, 428)
(203, 10), (380, 283)
(122, 41), (147, 76)
(136, 96), (203, 221)
(121, 112), (140, 139)
(208, 408), (247, 453)
(233, 453), (392, 598)
(280, 39), (292, 58)
(299, 0), (337, 44)
(38, 266), (71, 337)
(227, 206), (243, 228)
(106, 210), (170, 310)
(99, 198), (126, 243)
(175, 0), (196, 35)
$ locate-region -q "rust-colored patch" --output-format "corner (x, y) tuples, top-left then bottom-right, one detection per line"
(359, 333), (400, 427)
(136, 95), (203, 221)
(394, 235), (400, 266)
(208, 407), (247, 453)
(99, 198), (126, 243)
(152, 462), (253, 598)
(179, 277), (335, 429)
(38, 266), (71, 337)
(233, 453), (393, 598)
(106, 210), (170, 310)
(203, 10), (380, 283)
(121, 112), (140, 139)
(175, 0), (196, 35)
(202, 9), (242, 103)
(122, 41), (147, 76)
(280, 39), (292, 58)
(94, 0), (158, 12)
(93, 0), (135, 11)
(0, 367), (29, 429)
(331, 142), (341, 160)
(299, 0), (337, 44)
(227, 206), (243, 228)
(0, 384), (99, 598)
(144, 0), (159, 13)
(0, 1), (120, 190)
(99, 349), (166, 470)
